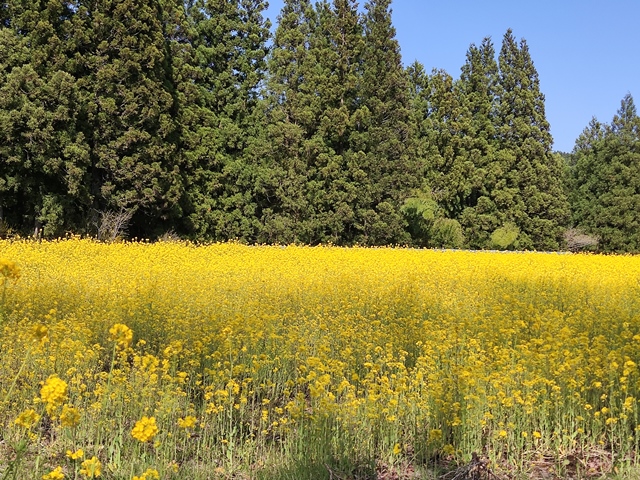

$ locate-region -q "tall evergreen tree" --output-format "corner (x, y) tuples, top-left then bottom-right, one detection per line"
(255, 0), (318, 243)
(406, 60), (430, 169)
(259, 0), (367, 245)
(421, 69), (473, 220)
(460, 38), (499, 145)
(74, 0), (186, 237)
(494, 29), (569, 249)
(0, 0), (90, 235)
(407, 41), (502, 248)
(306, 0), (365, 244)
(182, 0), (270, 241)
(261, 0), (419, 245)
(571, 94), (640, 252)
(355, 0), (418, 244)
(403, 64), (467, 248)
(404, 65), (474, 248)
(456, 38), (504, 247)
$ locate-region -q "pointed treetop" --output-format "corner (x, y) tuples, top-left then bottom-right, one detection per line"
(612, 93), (638, 132)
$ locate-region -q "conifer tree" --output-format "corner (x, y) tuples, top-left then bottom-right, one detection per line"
(460, 38), (499, 145)
(402, 67), (469, 248)
(0, 0), (90, 235)
(406, 60), (430, 168)
(456, 38), (504, 247)
(494, 29), (569, 249)
(253, 0), (317, 243)
(421, 69), (473, 219)
(75, 0), (186, 237)
(307, 0), (365, 244)
(181, 0), (270, 241)
(571, 94), (640, 252)
(356, 0), (418, 244)
(260, 0), (368, 245)
(262, 0), (418, 245)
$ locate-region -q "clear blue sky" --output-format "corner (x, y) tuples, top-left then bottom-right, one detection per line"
(263, 0), (639, 153)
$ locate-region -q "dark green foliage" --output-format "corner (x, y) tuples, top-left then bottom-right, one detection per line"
(0, 0), (188, 237)
(256, 0), (324, 243)
(0, 0), (270, 240)
(258, 0), (417, 246)
(456, 38), (502, 248)
(414, 30), (569, 251)
(0, 0), (90, 236)
(0, 2), (637, 251)
(421, 69), (475, 220)
(356, 0), (420, 244)
(407, 61), (479, 249)
(300, 0), (366, 244)
(408, 31), (568, 250)
(570, 94), (640, 252)
(76, 0), (186, 237)
(182, 0), (270, 241)
(493, 30), (569, 250)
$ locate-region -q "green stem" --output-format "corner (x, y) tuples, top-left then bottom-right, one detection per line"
(3, 347), (32, 405)
(102, 343), (118, 412)
(0, 439), (28, 480)
(0, 278), (7, 324)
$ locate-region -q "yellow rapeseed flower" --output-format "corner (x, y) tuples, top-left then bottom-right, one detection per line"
(31, 324), (49, 344)
(79, 456), (102, 478)
(132, 468), (159, 480)
(108, 323), (133, 349)
(42, 466), (65, 480)
(40, 375), (68, 416)
(177, 415), (197, 429)
(66, 449), (84, 460)
(60, 404), (81, 428)
(15, 408), (41, 429)
(0, 258), (20, 281)
(131, 416), (159, 443)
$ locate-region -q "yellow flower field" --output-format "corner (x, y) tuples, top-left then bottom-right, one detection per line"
(1, 239), (640, 479)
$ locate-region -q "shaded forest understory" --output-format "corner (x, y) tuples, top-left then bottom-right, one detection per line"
(0, 0), (638, 252)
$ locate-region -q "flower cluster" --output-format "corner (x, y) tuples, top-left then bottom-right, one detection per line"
(108, 323), (133, 349)
(66, 449), (84, 460)
(131, 416), (159, 443)
(0, 257), (20, 281)
(31, 324), (49, 344)
(15, 408), (41, 429)
(40, 375), (68, 416)
(177, 415), (197, 429)
(79, 456), (102, 478)
(132, 468), (159, 480)
(60, 404), (81, 427)
(42, 466), (65, 480)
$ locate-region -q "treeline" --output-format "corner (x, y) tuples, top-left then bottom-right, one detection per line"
(0, 0), (638, 252)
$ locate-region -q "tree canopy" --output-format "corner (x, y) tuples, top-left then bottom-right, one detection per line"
(0, 1), (637, 252)
(569, 93), (640, 252)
